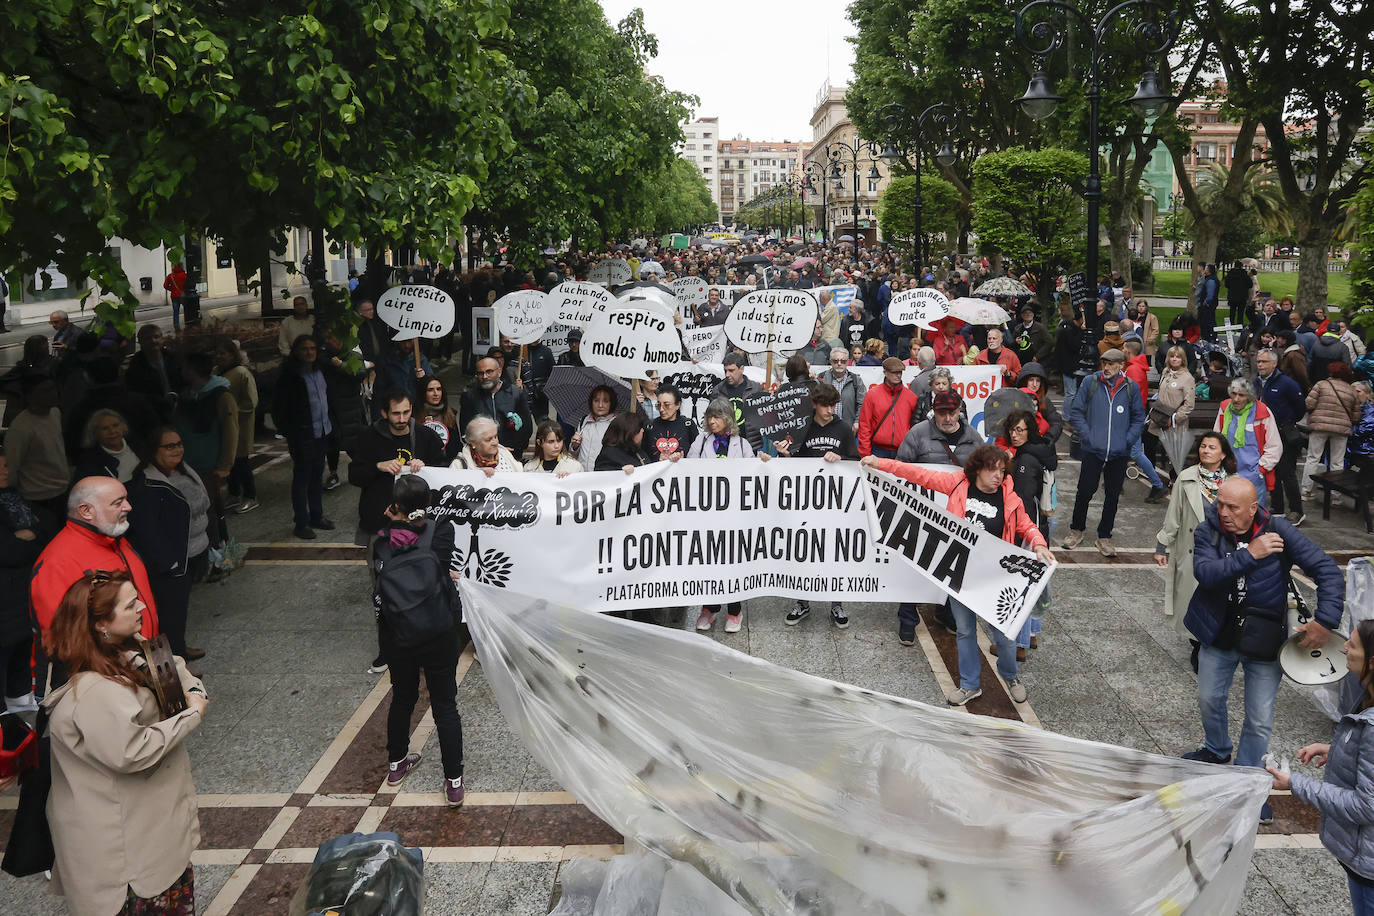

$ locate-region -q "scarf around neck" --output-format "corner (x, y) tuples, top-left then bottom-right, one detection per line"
(1226, 401), (1254, 450)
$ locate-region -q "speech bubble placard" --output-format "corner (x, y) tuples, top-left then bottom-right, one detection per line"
(724, 289), (820, 354)
(494, 289), (552, 345)
(376, 285), (456, 341)
(582, 302), (688, 380)
(669, 276), (709, 309)
(551, 280), (613, 328)
(888, 288), (950, 329)
(588, 259), (633, 287)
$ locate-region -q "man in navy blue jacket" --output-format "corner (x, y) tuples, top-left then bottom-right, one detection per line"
(1062, 348), (1145, 556)
(1183, 477), (1343, 822)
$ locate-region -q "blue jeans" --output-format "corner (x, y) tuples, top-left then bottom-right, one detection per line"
(1130, 438), (1164, 489)
(1063, 373), (1082, 403)
(1350, 873), (1374, 916)
(1196, 644), (1282, 768)
(1016, 616), (1042, 649)
(290, 435), (327, 527)
(950, 597), (1017, 690)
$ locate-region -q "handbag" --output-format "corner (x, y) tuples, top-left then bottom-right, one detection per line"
(1148, 404), (1174, 429)
(1235, 604), (1289, 662)
(2, 707), (54, 877)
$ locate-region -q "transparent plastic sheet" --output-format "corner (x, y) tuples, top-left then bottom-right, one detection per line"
(461, 582), (1271, 916)
(1308, 558), (1374, 721)
(287, 831), (423, 916)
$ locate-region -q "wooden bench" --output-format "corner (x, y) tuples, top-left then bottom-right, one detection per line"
(1313, 466), (1374, 533)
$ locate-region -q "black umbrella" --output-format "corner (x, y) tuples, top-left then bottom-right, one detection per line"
(736, 253), (772, 267)
(545, 366), (634, 426)
(784, 242), (806, 253)
(690, 236), (710, 246)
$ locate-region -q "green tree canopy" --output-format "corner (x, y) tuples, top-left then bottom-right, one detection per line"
(639, 159), (717, 235)
(2, 0), (524, 305)
(971, 147), (1088, 288)
(877, 174), (960, 252)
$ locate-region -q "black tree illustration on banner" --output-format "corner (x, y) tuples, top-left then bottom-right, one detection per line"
(429, 485), (539, 587)
(994, 555), (1049, 626)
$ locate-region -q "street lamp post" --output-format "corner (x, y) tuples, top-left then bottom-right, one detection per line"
(782, 174), (805, 244)
(825, 136), (881, 248)
(1013, 0), (1180, 289)
(877, 102), (959, 272)
(804, 161), (831, 247)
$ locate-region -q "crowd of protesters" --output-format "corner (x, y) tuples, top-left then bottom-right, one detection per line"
(0, 235), (1369, 911)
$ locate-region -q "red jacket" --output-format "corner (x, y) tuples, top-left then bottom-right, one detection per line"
(163, 265), (187, 298)
(1125, 354), (1150, 409)
(974, 346), (1022, 383)
(31, 520), (160, 641)
(872, 459), (1047, 550)
(857, 382), (918, 456)
(930, 329), (967, 366)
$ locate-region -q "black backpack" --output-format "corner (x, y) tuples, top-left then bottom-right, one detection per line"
(374, 523), (457, 648)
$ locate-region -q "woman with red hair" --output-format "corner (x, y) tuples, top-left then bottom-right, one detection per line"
(44, 571), (207, 914)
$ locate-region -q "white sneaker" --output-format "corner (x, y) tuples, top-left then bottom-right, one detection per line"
(695, 608), (715, 631)
(946, 686), (983, 706)
(724, 613), (743, 633)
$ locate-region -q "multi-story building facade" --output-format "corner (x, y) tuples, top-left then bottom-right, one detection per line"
(716, 139), (812, 226)
(806, 82), (891, 246)
(679, 116), (721, 217)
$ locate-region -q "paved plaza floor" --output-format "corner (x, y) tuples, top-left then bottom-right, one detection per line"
(1, 419), (1371, 914)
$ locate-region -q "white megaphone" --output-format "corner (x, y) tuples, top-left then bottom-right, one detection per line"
(1280, 631), (1349, 686)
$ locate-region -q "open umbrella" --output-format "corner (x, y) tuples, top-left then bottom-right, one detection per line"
(789, 257), (817, 269)
(737, 253), (772, 267)
(616, 283), (680, 317)
(638, 261), (666, 277)
(973, 276), (1034, 297)
(946, 297), (1011, 326)
(784, 242), (806, 254)
(838, 234), (855, 242)
(760, 249), (779, 258)
(542, 247), (558, 256)
(614, 243), (631, 251)
(545, 366), (634, 426)
(690, 236), (710, 246)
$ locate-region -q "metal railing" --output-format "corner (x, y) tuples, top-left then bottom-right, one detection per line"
(1151, 257), (1348, 273)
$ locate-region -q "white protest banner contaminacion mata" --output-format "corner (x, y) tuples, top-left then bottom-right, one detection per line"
(419, 461), (945, 610)
(888, 288), (949, 329)
(582, 302), (688, 380)
(863, 467), (1052, 637)
(376, 285), (456, 341)
(725, 289), (819, 354)
(494, 289), (553, 345)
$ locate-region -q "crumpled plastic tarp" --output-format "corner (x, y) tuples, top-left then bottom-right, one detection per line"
(1309, 557), (1374, 721)
(460, 581), (1271, 916)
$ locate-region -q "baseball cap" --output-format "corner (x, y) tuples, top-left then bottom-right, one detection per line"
(882, 357), (905, 373)
(933, 391), (961, 412)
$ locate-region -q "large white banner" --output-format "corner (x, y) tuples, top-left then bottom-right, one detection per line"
(418, 461), (944, 609)
(864, 468), (1053, 637)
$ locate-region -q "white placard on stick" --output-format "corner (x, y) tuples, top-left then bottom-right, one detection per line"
(582, 302), (688, 379)
(888, 288), (950, 329)
(588, 259), (633, 287)
(724, 289), (820, 354)
(376, 285), (456, 341)
(551, 280), (613, 328)
(669, 276), (710, 310)
(681, 326), (727, 364)
(494, 289), (552, 345)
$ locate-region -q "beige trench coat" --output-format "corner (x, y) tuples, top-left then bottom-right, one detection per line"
(1155, 465), (1226, 633)
(223, 364), (259, 459)
(44, 654), (204, 915)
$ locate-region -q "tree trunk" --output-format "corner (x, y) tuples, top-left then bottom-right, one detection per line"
(1107, 204), (1134, 282)
(1294, 223), (1333, 310)
(356, 246), (391, 308)
(258, 246), (275, 316)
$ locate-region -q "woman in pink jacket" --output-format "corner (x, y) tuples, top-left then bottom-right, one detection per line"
(861, 445), (1055, 707)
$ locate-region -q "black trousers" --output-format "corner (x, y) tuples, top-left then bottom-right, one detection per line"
(383, 625), (464, 779)
(1270, 424), (1305, 515)
(1070, 452), (1129, 538)
(0, 635), (32, 699)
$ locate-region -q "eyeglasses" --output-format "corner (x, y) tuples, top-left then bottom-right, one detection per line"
(159, 441), (185, 450)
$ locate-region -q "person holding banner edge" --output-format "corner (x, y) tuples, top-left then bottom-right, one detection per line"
(862, 445), (1055, 706)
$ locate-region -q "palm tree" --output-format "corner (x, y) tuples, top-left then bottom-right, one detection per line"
(1188, 162), (1291, 238)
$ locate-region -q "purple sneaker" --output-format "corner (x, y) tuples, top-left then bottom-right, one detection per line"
(387, 752), (421, 786)
(445, 776), (465, 807)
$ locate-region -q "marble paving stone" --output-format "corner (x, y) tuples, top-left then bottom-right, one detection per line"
(0, 873), (70, 914)
(421, 861), (490, 913)
(198, 806), (282, 849)
(193, 864), (237, 916)
(504, 805), (621, 847)
(248, 679), (377, 726)
(379, 803), (514, 847)
(520, 757), (570, 795)
(1253, 848), (1353, 915)
(227, 862), (311, 915)
(191, 723), (340, 795)
(277, 806), (367, 849)
(467, 861), (560, 916)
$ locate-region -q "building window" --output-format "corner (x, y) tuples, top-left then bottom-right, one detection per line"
(867, 179), (880, 192)
(1194, 142), (1217, 162)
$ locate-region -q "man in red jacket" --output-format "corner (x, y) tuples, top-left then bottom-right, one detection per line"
(857, 358), (919, 458)
(31, 477), (159, 643)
